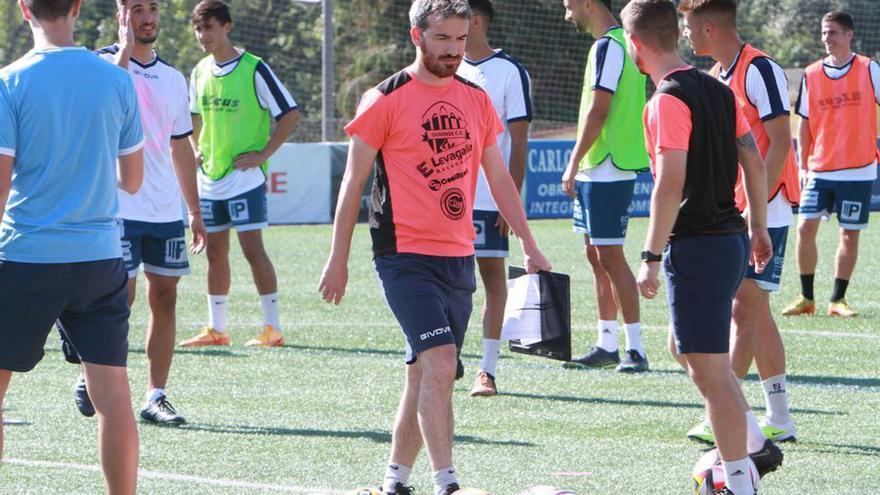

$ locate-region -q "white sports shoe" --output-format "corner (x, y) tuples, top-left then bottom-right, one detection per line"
(760, 416), (797, 442)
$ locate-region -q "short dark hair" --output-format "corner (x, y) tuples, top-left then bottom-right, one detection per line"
(409, 0), (472, 30)
(822, 10), (855, 32)
(621, 0), (679, 51)
(23, 0), (76, 20)
(678, 0), (737, 27)
(468, 0), (494, 23)
(191, 0), (232, 26)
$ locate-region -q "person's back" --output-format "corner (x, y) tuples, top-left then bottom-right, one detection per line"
(0, 47), (142, 262)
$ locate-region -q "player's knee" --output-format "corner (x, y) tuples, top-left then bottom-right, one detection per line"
(840, 229), (860, 246)
(417, 346), (457, 385)
(798, 220), (819, 238)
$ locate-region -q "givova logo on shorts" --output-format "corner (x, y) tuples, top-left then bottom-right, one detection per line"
(840, 200), (862, 223)
(420, 326), (452, 341)
(165, 237), (187, 264)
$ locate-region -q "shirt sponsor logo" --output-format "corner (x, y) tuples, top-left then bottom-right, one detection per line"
(817, 91), (863, 110)
(441, 188), (466, 220)
(201, 95), (241, 112)
(428, 169), (469, 191)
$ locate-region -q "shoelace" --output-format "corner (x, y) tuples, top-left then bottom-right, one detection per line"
(156, 398), (178, 415)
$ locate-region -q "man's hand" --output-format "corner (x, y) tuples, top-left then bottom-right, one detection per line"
(189, 212), (207, 254)
(233, 151), (265, 170)
(195, 151), (204, 168)
(522, 244), (552, 274)
(561, 160), (578, 199)
(318, 258), (348, 305)
(637, 261), (661, 299)
(749, 227), (773, 274)
(496, 214), (511, 237)
(117, 5), (134, 52)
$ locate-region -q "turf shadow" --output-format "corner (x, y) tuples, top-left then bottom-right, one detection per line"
(179, 423), (535, 447)
(800, 441), (880, 458)
(282, 343), (485, 360)
(785, 374), (880, 389)
(502, 392), (839, 416)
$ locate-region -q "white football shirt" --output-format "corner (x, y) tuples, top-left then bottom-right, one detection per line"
(98, 45), (193, 223)
(458, 49), (532, 212)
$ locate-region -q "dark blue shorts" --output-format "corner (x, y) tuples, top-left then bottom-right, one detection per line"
(664, 233), (749, 354)
(572, 179), (634, 245)
(473, 210), (510, 258)
(0, 259), (130, 372)
(120, 219), (190, 278)
(744, 226), (788, 292)
(200, 184), (268, 233)
(374, 254), (476, 364)
(799, 178), (872, 230)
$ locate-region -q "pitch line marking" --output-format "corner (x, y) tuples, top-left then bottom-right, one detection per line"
(4, 458), (343, 494)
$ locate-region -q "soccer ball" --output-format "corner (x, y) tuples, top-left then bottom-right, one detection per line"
(343, 488), (382, 495)
(693, 449), (760, 495)
(517, 485), (578, 495)
(451, 488), (494, 495)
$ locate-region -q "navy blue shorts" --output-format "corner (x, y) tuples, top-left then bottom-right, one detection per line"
(664, 233), (748, 354)
(374, 254), (476, 364)
(0, 259), (130, 372)
(572, 179), (634, 245)
(473, 210), (509, 258)
(744, 226), (788, 292)
(200, 184), (268, 233)
(120, 219), (190, 278)
(799, 178), (872, 230)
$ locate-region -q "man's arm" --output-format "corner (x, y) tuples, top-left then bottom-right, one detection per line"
(737, 131), (772, 272)
(797, 117), (812, 182)
(496, 119), (529, 236)
(233, 109), (300, 170)
(318, 135), (377, 305)
(637, 149), (685, 299)
(762, 115), (792, 189)
(170, 138), (206, 253)
(189, 114), (203, 166)
(112, 5), (134, 70)
(561, 90), (612, 198)
(117, 149), (144, 194)
(483, 144), (551, 273)
(0, 155), (12, 220)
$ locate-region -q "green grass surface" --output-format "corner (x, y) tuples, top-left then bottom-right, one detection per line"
(2, 218), (878, 494)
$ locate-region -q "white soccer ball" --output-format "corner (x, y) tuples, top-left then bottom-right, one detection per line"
(692, 449), (760, 495)
(517, 486), (577, 495)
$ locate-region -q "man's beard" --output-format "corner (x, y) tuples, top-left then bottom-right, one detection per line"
(136, 26), (159, 45)
(420, 40), (462, 78)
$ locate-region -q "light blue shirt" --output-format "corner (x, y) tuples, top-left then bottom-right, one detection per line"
(0, 47), (143, 263)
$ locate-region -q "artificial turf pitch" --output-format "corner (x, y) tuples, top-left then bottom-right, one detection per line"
(1, 218), (878, 494)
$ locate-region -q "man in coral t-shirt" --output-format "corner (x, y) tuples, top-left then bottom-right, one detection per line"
(318, 1), (550, 494)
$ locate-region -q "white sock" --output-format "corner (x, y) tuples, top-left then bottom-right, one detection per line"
(382, 463), (412, 492)
(260, 293), (281, 330)
(596, 320), (618, 352)
(623, 322), (644, 355)
(746, 410), (767, 453)
(208, 295), (228, 332)
(146, 388), (165, 403)
(433, 467), (459, 495)
(480, 338), (501, 377)
(722, 457), (756, 495)
(761, 374), (791, 424)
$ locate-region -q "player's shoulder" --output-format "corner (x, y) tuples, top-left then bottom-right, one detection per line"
(95, 44), (120, 56)
(375, 69), (414, 96)
(490, 50), (529, 73)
